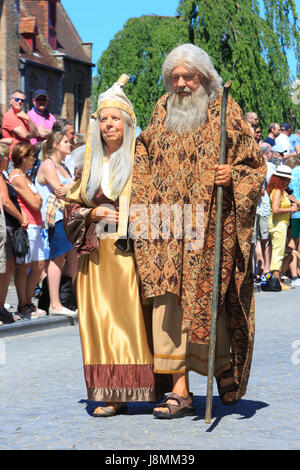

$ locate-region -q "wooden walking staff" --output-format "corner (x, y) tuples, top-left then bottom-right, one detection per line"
(205, 80), (232, 424)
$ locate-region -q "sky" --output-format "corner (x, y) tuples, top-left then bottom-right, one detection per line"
(61, 0), (299, 79)
(61, 0), (179, 73)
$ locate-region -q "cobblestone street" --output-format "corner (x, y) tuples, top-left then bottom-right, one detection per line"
(0, 288), (299, 450)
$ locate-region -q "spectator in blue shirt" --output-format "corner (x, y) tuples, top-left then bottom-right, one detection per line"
(264, 122), (280, 147)
(289, 129), (300, 154)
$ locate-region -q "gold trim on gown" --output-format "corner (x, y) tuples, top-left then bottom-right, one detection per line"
(77, 233), (169, 402)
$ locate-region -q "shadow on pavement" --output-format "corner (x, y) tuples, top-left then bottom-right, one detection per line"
(79, 395), (269, 425)
(79, 399), (154, 417)
(191, 395), (269, 431)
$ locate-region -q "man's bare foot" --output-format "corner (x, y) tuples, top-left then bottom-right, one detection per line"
(154, 373), (190, 415)
(153, 393), (194, 419)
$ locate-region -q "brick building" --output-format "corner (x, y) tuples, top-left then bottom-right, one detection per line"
(0, 0), (93, 136)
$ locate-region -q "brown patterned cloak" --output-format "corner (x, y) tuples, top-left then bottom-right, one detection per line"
(130, 90), (266, 398)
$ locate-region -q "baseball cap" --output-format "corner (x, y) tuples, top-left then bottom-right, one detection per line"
(33, 89), (49, 99)
(280, 123), (292, 131)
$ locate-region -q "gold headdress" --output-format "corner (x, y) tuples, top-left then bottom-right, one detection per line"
(66, 75), (136, 238)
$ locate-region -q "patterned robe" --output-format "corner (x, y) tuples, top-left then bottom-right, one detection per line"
(130, 90), (266, 398)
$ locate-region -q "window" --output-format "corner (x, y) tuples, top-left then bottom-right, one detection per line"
(74, 83), (84, 133)
(20, 18), (38, 52)
(24, 33), (36, 52)
(48, 0), (56, 27)
(48, 0), (57, 50)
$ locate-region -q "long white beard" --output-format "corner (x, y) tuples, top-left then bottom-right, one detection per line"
(165, 84), (210, 134)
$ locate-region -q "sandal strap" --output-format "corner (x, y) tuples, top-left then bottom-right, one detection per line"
(17, 304), (32, 315)
(164, 394), (181, 405)
(155, 403), (173, 412)
(164, 393), (193, 407)
(154, 393), (195, 417)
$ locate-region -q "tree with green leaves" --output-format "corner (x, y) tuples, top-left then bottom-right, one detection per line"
(93, 0), (300, 132)
(177, 0), (300, 131)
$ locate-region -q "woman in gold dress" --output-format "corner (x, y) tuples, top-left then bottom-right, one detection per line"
(64, 76), (170, 417)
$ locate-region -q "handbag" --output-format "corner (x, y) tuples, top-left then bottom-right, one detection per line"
(261, 273), (282, 292)
(38, 275), (77, 313)
(11, 227), (30, 257)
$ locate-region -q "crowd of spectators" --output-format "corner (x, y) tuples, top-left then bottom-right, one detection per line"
(0, 87), (300, 325)
(248, 113), (300, 291)
(0, 89), (84, 325)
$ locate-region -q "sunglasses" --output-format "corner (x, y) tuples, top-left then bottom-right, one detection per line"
(13, 97), (25, 104)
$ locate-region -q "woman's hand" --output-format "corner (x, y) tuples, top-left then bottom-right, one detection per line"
(0, 137), (12, 145)
(20, 212), (28, 229)
(95, 205), (119, 223)
(214, 164), (232, 187)
(54, 184), (70, 199)
(290, 203), (298, 213)
(88, 205), (119, 224)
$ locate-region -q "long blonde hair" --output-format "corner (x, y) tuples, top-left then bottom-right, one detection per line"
(0, 143), (10, 160)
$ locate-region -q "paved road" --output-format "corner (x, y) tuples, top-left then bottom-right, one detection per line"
(0, 288), (299, 450)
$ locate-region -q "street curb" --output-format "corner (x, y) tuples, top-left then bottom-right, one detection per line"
(1, 287), (262, 337)
(0, 314), (78, 338)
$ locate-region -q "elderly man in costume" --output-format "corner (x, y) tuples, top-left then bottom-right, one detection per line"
(130, 44), (266, 419)
(64, 76), (170, 417)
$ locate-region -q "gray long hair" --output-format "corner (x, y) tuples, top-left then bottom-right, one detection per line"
(86, 110), (133, 201)
(162, 44), (222, 99)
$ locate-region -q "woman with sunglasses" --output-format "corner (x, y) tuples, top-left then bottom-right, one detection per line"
(1, 90), (39, 154)
(255, 127), (262, 145)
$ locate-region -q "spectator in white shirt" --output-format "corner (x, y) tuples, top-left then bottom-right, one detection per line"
(275, 123), (297, 161)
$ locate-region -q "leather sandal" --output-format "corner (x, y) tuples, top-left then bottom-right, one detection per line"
(93, 403), (128, 417)
(0, 308), (15, 324)
(216, 365), (239, 406)
(28, 303), (47, 318)
(17, 304), (32, 320)
(153, 393), (195, 419)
